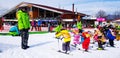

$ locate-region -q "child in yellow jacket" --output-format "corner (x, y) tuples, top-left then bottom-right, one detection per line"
(55, 29), (71, 54)
(97, 32), (106, 50)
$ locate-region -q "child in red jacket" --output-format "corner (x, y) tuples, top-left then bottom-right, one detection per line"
(82, 31), (90, 52)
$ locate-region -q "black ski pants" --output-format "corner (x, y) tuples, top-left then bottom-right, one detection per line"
(109, 40), (114, 47)
(62, 41), (70, 52)
(20, 29), (29, 48)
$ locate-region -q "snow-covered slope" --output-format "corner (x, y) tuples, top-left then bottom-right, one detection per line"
(0, 33), (120, 58)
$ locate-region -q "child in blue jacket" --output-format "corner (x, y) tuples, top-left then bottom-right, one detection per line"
(9, 23), (20, 36)
(107, 28), (116, 47)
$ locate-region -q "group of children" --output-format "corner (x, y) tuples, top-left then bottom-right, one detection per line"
(8, 21), (117, 54)
(55, 23), (116, 54)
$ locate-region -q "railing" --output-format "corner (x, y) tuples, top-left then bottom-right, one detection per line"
(4, 19), (18, 22)
(4, 18), (76, 22)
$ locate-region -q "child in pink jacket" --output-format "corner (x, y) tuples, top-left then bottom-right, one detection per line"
(72, 28), (80, 47)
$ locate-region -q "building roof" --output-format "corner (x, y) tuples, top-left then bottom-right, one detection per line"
(82, 16), (96, 20)
(18, 2), (86, 15)
(0, 2), (86, 17)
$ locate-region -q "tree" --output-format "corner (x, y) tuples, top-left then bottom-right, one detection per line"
(96, 10), (107, 18)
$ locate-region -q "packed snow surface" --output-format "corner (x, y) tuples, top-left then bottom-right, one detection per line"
(0, 32), (120, 58)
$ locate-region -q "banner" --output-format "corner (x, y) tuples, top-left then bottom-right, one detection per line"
(97, 18), (105, 22)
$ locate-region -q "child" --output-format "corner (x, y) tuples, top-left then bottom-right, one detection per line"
(37, 19), (42, 31)
(82, 31), (90, 52)
(55, 28), (71, 54)
(31, 19), (37, 31)
(97, 35), (106, 50)
(107, 28), (116, 47)
(93, 30), (98, 42)
(9, 23), (20, 36)
(95, 28), (106, 50)
(71, 28), (80, 48)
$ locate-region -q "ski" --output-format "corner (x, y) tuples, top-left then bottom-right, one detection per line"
(91, 48), (107, 51)
(106, 46), (119, 48)
(82, 50), (91, 53)
(96, 49), (107, 51)
(57, 50), (73, 56)
(51, 48), (73, 55)
(71, 44), (81, 50)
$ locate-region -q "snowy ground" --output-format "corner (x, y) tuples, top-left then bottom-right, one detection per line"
(0, 32), (120, 58)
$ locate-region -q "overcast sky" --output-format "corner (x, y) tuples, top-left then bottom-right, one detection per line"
(0, 0), (120, 15)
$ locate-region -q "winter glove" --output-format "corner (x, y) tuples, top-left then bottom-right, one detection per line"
(55, 37), (60, 39)
(28, 28), (30, 30)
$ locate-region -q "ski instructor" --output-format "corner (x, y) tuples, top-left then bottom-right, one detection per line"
(16, 7), (31, 49)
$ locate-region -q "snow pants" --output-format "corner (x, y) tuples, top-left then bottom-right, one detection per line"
(73, 35), (80, 45)
(80, 36), (84, 44)
(62, 41), (70, 52)
(79, 29), (82, 33)
(38, 26), (41, 31)
(109, 40), (114, 47)
(31, 26), (37, 31)
(20, 29), (29, 48)
(98, 41), (106, 49)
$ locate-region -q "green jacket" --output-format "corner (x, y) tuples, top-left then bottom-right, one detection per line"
(117, 25), (120, 30)
(16, 10), (30, 30)
(55, 24), (62, 33)
(77, 21), (82, 29)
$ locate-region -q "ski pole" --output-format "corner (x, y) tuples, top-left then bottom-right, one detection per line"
(58, 39), (61, 52)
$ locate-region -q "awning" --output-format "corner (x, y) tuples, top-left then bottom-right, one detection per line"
(41, 20), (58, 22)
(62, 19), (74, 22)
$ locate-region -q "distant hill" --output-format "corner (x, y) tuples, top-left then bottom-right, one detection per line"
(106, 15), (115, 20)
(106, 14), (120, 20)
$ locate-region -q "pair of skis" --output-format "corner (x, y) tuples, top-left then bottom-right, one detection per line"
(56, 38), (73, 55)
(57, 50), (73, 56)
(71, 44), (81, 50)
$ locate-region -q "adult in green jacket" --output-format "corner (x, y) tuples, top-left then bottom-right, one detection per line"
(77, 21), (82, 33)
(17, 10), (30, 30)
(16, 7), (30, 49)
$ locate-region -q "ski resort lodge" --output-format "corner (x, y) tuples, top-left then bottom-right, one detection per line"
(1, 2), (86, 25)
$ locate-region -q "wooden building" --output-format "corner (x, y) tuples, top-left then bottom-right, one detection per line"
(82, 16), (97, 28)
(1, 2), (86, 28)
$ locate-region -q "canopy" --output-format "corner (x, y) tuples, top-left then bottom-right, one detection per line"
(97, 18), (105, 22)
